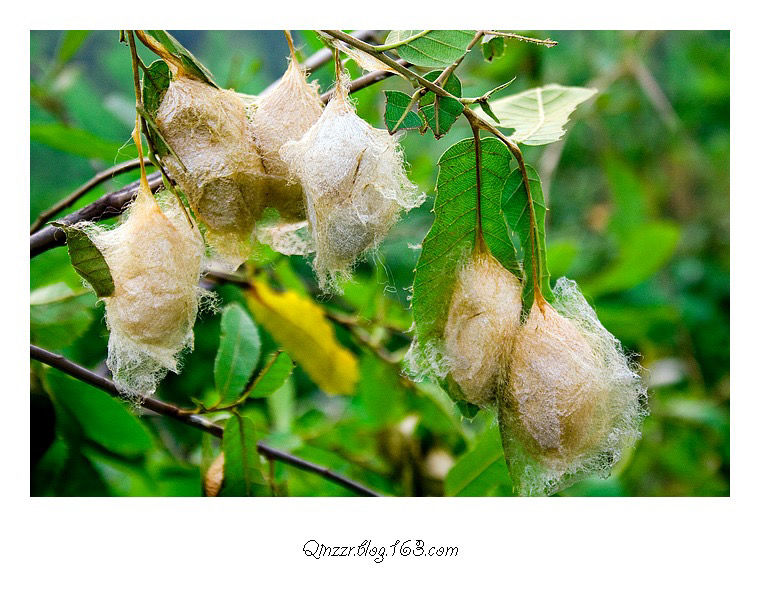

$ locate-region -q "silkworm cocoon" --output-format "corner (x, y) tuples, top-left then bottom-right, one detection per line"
(250, 58), (324, 182)
(155, 75), (266, 268)
(82, 186), (207, 397)
(279, 77), (422, 290)
(443, 253), (523, 407)
(500, 278), (647, 495)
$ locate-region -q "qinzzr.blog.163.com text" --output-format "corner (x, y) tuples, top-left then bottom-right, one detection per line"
(302, 539), (459, 563)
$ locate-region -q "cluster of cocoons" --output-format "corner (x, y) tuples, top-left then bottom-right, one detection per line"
(85, 50), (422, 399)
(79, 186), (208, 397)
(280, 76), (422, 290)
(433, 254), (647, 495)
(155, 57), (418, 289)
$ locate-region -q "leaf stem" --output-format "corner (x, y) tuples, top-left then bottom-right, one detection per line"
(134, 30), (184, 75)
(434, 31), (485, 89)
(284, 29), (297, 61)
(467, 115), (487, 255)
(126, 31), (150, 192)
(390, 87), (425, 134)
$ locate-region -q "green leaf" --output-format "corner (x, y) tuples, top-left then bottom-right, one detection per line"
(44, 368), (153, 458)
(478, 100), (500, 124)
(418, 71), (464, 139)
(57, 30), (90, 65)
(267, 377), (295, 434)
(385, 30), (477, 68)
(353, 355), (406, 427)
(384, 91), (423, 132)
(502, 165), (553, 316)
(145, 30), (217, 87)
(584, 221), (680, 297)
(31, 123), (135, 162)
(214, 304), (261, 406)
(412, 137), (519, 353)
(222, 414), (266, 496)
(247, 351), (294, 399)
(481, 34), (506, 62)
(454, 399), (480, 419)
(82, 447), (155, 496)
(477, 84), (597, 145)
(142, 59), (172, 156)
(445, 424), (510, 496)
(51, 223), (115, 298)
(409, 383), (462, 436)
(30, 283), (96, 350)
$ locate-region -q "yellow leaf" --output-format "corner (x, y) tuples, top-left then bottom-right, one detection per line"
(247, 281), (358, 395)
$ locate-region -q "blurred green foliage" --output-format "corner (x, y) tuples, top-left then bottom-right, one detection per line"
(30, 30), (729, 497)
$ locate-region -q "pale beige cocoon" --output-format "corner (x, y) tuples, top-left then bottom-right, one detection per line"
(248, 58), (324, 254)
(83, 187), (206, 397)
(279, 78), (422, 290)
(501, 278), (646, 495)
(155, 75), (266, 268)
(443, 254), (523, 407)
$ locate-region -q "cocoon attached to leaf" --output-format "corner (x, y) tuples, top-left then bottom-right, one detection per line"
(443, 253), (522, 407)
(279, 75), (422, 290)
(155, 74), (266, 268)
(500, 278), (647, 495)
(80, 186), (208, 397)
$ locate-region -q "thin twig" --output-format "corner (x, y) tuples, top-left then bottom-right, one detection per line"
(30, 158), (146, 233)
(320, 62), (408, 104)
(321, 31), (459, 101)
(434, 31), (485, 88)
(30, 344), (382, 497)
(261, 30), (381, 95)
(482, 31), (557, 47)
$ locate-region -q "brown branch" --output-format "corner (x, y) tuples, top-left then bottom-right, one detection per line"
(320, 62), (408, 104)
(30, 344), (382, 497)
(30, 171), (164, 258)
(30, 158), (146, 233)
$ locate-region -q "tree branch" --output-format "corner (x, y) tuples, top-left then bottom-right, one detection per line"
(30, 171), (164, 257)
(30, 344), (382, 497)
(30, 158), (147, 233)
